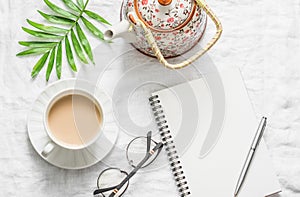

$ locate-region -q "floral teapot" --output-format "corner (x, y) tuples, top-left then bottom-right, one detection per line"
(104, 0), (222, 69)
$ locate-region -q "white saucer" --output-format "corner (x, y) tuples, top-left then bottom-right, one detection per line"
(27, 79), (119, 170)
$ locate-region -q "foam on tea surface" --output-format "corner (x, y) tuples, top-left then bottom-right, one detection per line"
(47, 94), (102, 147)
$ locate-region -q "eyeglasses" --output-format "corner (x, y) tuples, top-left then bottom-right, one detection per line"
(93, 131), (163, 197)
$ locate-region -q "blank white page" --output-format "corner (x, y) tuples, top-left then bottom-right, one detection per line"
(152, 68), (281, 197)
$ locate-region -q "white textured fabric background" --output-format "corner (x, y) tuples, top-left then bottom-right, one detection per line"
(1, 0), (300, 196)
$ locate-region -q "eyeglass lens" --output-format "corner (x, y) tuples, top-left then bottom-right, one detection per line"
(126, 136), (160, 168)
(97, 168), (129, 197)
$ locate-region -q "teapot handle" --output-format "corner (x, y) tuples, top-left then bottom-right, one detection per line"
(136, 0), (223, 69)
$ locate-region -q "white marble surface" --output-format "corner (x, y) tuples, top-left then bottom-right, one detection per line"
(0, 0), (300, 196)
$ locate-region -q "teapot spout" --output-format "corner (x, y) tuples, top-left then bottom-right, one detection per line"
(104, 20), (136, 42)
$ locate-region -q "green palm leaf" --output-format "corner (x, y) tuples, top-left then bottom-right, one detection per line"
(27, 19), (68, 34)
(46, 48), (56, 81)
(65, 36), (77, 72)
(38, 10), (75, 25)
(31, 52), (50, 78)
(56, 42), (62, 79)
(16, 47), (51, 56)
(76, 0), (85, 9)
(71, 29), (88, 64)
(63, 0), (81, 12)
(18, 41), (57, 48)
(81, 16), (104, 40)
(22, 27), (63, 39)
(76, 23), (94, 63)
(84, 10), (111, 25)
(18, 0), (111, 80)
(43, 0), (77, 19)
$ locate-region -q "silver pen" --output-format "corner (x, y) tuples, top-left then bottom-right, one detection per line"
(234, 117), (267, 196)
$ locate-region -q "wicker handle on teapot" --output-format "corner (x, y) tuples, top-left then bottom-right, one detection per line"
(136, 0), (223, 69)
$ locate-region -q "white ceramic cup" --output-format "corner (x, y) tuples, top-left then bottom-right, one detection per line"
(41, 89), (104, 157)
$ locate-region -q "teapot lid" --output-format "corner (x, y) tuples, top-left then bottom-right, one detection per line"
(134, 0), (196, 32)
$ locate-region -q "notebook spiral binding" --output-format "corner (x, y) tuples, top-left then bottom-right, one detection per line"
(149, 95), (191, 197)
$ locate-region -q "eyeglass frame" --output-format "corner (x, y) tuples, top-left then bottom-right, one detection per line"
(93, 131), (164, 197)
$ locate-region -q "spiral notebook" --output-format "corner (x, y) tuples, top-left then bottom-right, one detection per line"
(149, 68), (281, 196)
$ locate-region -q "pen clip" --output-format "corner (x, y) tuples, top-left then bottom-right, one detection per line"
(251, 117), (267, 150)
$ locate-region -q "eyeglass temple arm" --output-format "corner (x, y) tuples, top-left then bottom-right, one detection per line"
(108, 142), (163, 197)
(146, 131), (152, 152)
(154, 142), (163, 156)
(94, 185), (119, 195)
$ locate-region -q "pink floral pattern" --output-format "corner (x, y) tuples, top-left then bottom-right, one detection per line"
(142, 0), (148, 5)
(121, 0), (207, 57)
(136, 0), (194, 30)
